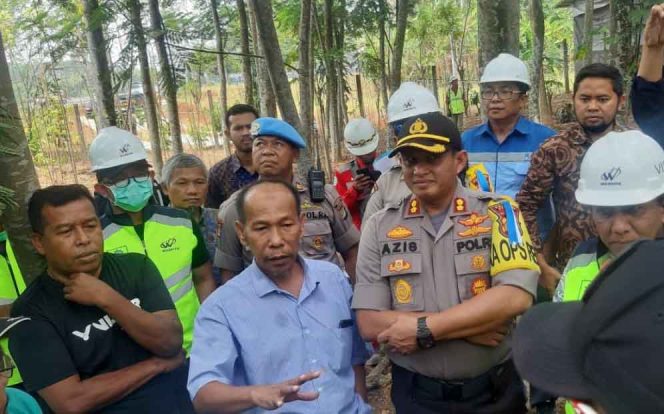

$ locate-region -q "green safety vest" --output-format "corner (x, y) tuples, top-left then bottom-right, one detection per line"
(101, 208), (200, 353)
(449, 88), (465, 115)
(561, 239), (611, 414)
(0, 240), (26, 386)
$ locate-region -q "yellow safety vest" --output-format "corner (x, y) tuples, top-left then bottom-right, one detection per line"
(449, 88), (465, 115)
(101, 207), (199, 353)
(0, 240), (26, 386)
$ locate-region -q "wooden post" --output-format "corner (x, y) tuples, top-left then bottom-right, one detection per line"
(355, 74), (365, 118)
(73, 104), (87, 159)
(563, 39), (570, 94)
(431, 65), (439, 105)
(206, 89), (221, 148)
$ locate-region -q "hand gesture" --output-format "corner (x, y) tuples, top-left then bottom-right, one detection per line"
(352, 175), (374, 192)
(250, 371), (321, 410)
(63, 273), (113, 306)
(377, 314), (419, 355)
(644, 4), (664, 48)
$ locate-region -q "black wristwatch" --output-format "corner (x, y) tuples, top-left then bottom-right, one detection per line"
(416, 316), (435, 349)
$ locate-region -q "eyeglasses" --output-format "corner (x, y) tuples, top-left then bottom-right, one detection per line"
(110, 176), (150, 189)
(480, 89), (521, 100)
(0, 355), (14, 378)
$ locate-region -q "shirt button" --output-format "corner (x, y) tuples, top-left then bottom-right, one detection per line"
(304, 329), (310, 335)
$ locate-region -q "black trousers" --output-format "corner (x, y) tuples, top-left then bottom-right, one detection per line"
(391, 361), (527, 414)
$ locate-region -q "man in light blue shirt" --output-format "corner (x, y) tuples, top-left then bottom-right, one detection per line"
(188, 179), (370, 414)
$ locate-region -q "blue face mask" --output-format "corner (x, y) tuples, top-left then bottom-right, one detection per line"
(0, 231), (7, 242)
(109, 176), (154, 212)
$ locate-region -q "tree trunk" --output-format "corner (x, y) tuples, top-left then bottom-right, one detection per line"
(0, 31), (44, 283)
(148, 0), (183, 154)
(249, 0), (312, 173)
(206, 90), (221, 147)
(82, 0), (116, 127)
(477, 0), (520, 70)
(355, 74), (365, 117)
(210, 0), (231, 155)
(73, 103), (87, 158)
(246, 0), (277, 117)
(299, 0), (314, 160)
(529, 0), (544, 122)
(378, 0), (389, 117)
(128, 0), (163, 177)
(562, 39), (570, 93)
(324, 0), (341, 161)
(237, 0), (254, 105)
(430, 65), (439, 105)
(390, 0), (409, 93)
(583, 0), (594, 66)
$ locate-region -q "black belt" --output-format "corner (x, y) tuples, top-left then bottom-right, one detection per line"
(408, 360), (512, 402)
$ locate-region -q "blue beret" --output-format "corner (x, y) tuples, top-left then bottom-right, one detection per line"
(250, 117), (306, 149)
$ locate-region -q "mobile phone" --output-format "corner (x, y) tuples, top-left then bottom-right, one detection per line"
(356, 168), (381, 182)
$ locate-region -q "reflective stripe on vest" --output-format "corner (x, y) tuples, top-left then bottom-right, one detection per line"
(562, 252), (601, 302)
(1, 240), (26, 386)
(450, 89), (465, 115)
(102, 213), (199, 353)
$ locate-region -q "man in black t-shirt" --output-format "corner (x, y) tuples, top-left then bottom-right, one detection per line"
(9, 185), (193, 413)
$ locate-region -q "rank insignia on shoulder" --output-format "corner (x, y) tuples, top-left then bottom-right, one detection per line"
(387, 225), (414, 239)
(388, 259), (412, 273)
(454, 197), (467, 213)
(406, 197), (421, 216)
(394, 279), (413, 304)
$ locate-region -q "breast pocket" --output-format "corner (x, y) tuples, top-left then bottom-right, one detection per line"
(453, 251), (492, 302)
(502, 162), (531, 195)
(302, 219), (334, 259)
(380, 253), (424, 311)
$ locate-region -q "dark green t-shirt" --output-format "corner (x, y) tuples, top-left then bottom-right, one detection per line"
(9, 253), (192, 414)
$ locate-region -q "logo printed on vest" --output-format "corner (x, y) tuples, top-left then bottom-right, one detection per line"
(72, 298), (141, 341)
(387, 225), (414, 239)
(160, 237), (179, 252)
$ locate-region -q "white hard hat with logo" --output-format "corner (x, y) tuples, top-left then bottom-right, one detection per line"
(387, 82), (440, 123)
(344, 118), (379, 156)
(89, 126), (148, 171)
(480, 53), (531, 90)
(576, 131), (664, 206)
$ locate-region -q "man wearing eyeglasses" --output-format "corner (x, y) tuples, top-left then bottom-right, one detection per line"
(462, 54), (555, 202)
(90, 127), (215, 356)
(1, 317), (41, 414)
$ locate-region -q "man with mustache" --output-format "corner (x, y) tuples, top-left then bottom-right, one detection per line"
(214, 117), (359, 284)
(516, 63), (625, 297)
(8, 185), (192, 413)
(188, 180), (370, 413)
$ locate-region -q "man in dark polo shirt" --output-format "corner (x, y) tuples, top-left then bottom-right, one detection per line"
(206, 104), (259, 208)
(9, 185), (192, 413)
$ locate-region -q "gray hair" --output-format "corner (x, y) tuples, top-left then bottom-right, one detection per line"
(161, 153), (208, 186)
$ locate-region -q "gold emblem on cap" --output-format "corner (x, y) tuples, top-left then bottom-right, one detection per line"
(409, 118), (428, 135)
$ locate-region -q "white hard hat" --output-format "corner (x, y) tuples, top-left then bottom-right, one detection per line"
(89, 126), (148, 171)
(344, 118), (379, 156)
(387, 82), (440, 123)
(480, 53), (531, 90)
(576, 131), (664, 206)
